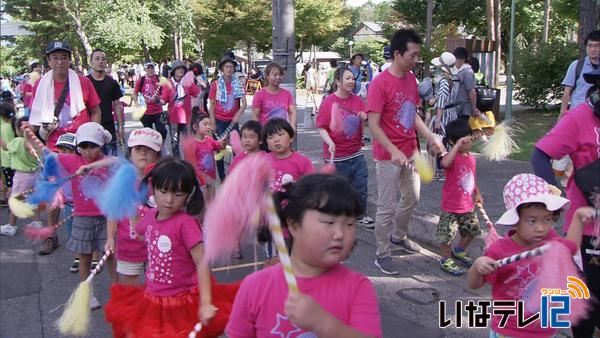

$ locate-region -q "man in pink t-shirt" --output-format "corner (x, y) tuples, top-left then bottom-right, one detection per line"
(29, 41), (101, 152)
(367, 29), (444, 275)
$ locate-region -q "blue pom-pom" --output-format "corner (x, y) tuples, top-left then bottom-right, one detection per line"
(42, 153), (67, 180)
(28, 177), (63, 205)
(96, 160), (147, 221)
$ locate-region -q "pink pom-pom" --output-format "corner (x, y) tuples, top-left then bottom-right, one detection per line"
(181, 71), (195, 88)
(203, 154), (272, 264)
(526, 241), (590, 324)
(24, 223), (55, 241)
(229, 130), (242, 156)
(49, 190), (65, 210)
(329, 102), (344, 134)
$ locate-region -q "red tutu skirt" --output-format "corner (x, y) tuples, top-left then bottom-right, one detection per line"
(105, 278), (240, 338)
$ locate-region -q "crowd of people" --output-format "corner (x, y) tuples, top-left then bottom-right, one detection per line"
(0, 27), (598, 338)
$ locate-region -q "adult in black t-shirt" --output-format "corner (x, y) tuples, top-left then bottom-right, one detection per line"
(88, 49), (123, 155)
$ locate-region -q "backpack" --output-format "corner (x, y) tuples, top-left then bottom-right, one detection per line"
(138, 74), (159, 93)
(441, 74), (463, 110)
(475, 86), (497, 111)
(571, 58), (585, 94)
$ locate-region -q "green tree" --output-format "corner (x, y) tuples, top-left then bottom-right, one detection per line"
(295, 0), (352, 57)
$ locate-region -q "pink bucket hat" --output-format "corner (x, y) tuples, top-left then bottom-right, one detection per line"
(496, 173), (570, 225)
(127, 128), (163, 152)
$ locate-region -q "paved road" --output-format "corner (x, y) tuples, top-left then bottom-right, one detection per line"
(0, 94), (563, 338)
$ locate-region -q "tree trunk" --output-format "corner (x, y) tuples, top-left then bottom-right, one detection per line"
(142, 40), (150, 60)
(177, 26), (183, 59)
(486, 0), (494, 41)
(173, 28), (179, 60)
(578, 0), (600, 55)
(493, 0), (501, 88)
(62, 0), (92, 60)
(425, 0), (433, 49)
(542, 0), (550, 43)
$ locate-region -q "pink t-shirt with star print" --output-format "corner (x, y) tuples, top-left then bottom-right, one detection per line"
(483, 229), (576, 338)
(366, 69), (420, 160)
(193, 136), (222, 180)
(58, 153), (109, 216)
(267, 152), (314, 191)
(441, 152), (476, 213)
(135, 209), (203, 296)
(226, 264), (382, 338)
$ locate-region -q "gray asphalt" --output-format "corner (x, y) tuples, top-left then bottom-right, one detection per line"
(0, 98), (563, 338)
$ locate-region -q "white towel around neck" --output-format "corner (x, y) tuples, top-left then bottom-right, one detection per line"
(29, 69), (86, 126)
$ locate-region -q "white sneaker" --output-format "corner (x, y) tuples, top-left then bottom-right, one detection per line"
(90, 295), (101, 310)
(0, 224), (17, 236)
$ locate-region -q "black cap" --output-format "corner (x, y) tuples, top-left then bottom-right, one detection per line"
(45, 41), (72, 55)
(383, 45), (392, 59)
(218, 56), (237, 71)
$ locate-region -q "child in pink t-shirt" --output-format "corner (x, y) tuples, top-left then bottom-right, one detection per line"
(468, 173), (595, 338)
(228, 120), (263, 174)
(58, 122), (117, 309)
(436, 119), (482, 276)
(187, 113), (225, 202)
(226, 174), (382, 338)
(105, 158), (240, 338)
(261, 118), (314, 266)
(105, 128), (163, 285)
(251, 62), (296, 126)
(317, 67), (373, 226)
(262, 118), (314, 192)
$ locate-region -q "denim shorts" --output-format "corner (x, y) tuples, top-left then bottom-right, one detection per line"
(67, 216), (107, 254)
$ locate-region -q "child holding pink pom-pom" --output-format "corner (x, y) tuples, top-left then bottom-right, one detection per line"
(226, 174), (382, 338)
(468, 173), (595, 338)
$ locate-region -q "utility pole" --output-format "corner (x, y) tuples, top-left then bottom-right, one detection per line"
(272, 0), (297, 125)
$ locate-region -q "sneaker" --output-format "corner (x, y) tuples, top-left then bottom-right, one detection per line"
(452, 247), (474, 267)
(90, 295), (101, 310)
(91, 259), (101, 273)
(357, 215), (375, 229)
(70, 258), (80, 273)
(0, 224), (17, 236)
(38, 236), (58, 255)
(374, 256), (400, 275)
(390, 236), (422, 254)
(439, 257), (465, 276)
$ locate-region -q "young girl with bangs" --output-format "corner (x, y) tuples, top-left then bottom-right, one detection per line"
(226, 174), (382, 338)
(105, 158), (239, 338)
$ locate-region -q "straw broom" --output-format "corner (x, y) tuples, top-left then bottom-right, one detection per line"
(57, 250), (112, 336)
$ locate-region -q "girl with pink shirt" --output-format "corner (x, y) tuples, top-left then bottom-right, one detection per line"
(435, 119), (482, 276)
(105, 158), (240, 338)
(317, 67), (373, 227)
(160, 61), (201, 157)
(226, 174), (382, 338)
(251, 62), (296, 127)
(188, 113), (225, 202)
(105, 128), (162, 285)
(468, 173), (595, 338)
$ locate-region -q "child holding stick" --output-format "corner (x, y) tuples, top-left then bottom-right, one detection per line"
(226, 174), (382, 337)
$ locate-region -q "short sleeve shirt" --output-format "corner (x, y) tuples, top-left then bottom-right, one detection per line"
(561, 57), (598, 108)
(455, 67), (476, 117)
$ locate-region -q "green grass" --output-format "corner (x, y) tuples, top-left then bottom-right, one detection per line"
(470, 109), (559, 161)
(505, 109), (559, 161)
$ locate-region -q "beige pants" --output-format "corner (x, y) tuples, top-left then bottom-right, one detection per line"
(374, 161), (420, 258)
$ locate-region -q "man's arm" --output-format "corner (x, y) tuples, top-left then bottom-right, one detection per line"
(89, 105), (101, 123)
(368, 113), (406, 166)
(559, 86), (572, 119)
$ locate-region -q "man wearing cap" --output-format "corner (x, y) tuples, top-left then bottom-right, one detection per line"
(29, 41), (101, 151)
(208, 54), (246, 180)
(452, 47), (481, 121)
(349, 52), (364, 95)
(368, 29), (445, 275)
(133, 60), (168, 142)
(87, 49), (123, 155)
(380, 45), (393, 74)
(532, 68), (600, 337)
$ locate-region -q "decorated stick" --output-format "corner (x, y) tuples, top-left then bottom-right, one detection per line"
(188, 323), (203, 338)
(264, 191), (299, 293)
(22, 124), (46, 164)
(25, 214), (74, 241)
(496, 244), (550, 267)
(322, 151), (336, 173)
(476, 203), (501, 247)
(57, 250), (112, 336)
(216, 123), (235, 142)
